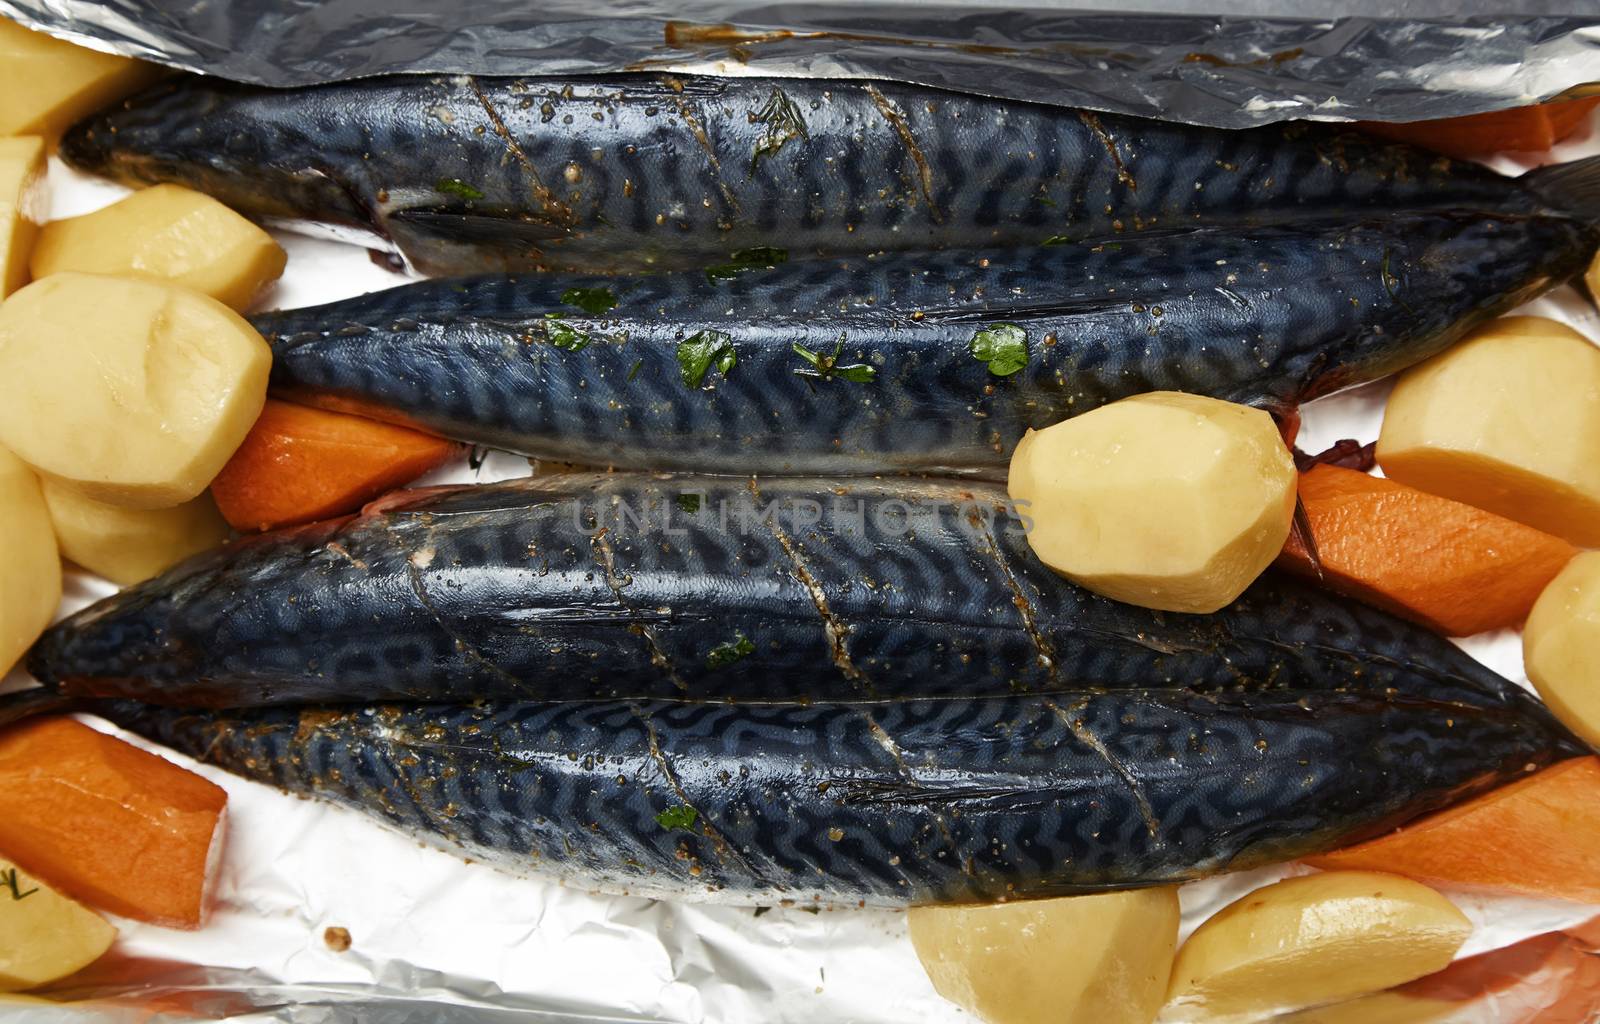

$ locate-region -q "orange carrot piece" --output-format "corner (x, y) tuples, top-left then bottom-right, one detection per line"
(210, 399), (460, 532)
(1305, 757), (1600, 905)
(1358, 97), (1600, 159)
(0, 717), (226, 929)
(1276, 464), (1576, 636)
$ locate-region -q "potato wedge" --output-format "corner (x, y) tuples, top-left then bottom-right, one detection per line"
(1164, 871), (1470, 1021)
(1377, 317), (1600, 545)
(1523, 550), (1600, 747)
(1008, 391), (1296, 613)
(909, 888), (1180, 1024)
(0, 857), (115, 992)
(31, 185), (287, 311)
(0, 137), (45, 299)
(0, 445), (59, 676)
(0, 273), (271, 508)
(0, 19), (164, 142)
(43, 479), (230, 585)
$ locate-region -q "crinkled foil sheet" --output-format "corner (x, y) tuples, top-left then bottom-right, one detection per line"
(0, 3), (1599, 1021)
(0, 0), (1598, 125)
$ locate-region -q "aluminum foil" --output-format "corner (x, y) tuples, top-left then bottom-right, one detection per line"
(1, 0), (1599, 126)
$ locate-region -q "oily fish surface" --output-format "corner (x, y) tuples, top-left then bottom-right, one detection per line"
(0, 18), (163, 141)
(0, 273), (271, 508)
(31, 184), (287, 312)
(1162, 871), (1471, 1022)
(909, 887), (1180, 1024)
(0, 857), (115, 992)
(0, 136), (46, 298)
(1523, 550), (1600, 748)
(1008, 391), (1296, 613)
(1377, 316), (1600, 546)
(0, 445), (59, 676)
(42, 478), (230, 586)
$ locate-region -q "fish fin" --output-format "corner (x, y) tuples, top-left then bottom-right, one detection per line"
(1522, 155), (1600, 222)
(1289, 494), (1324, 583)
(0, 688), (78, 730)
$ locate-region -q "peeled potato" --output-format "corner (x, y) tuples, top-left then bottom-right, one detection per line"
(0, 445), (59, 676)
(1589, 249), (1600, 305)
(32, 185), (287, 312)
(909, 888), (1180, 1024)
(1008, 391), (1296, 613)
(0, 857), (115, 992)
(0, 19), (164, 142)
(1164, 871), (1471, 1021)
(1523, 550), (1600, 747)
(0, 137), (45, 299)
(1377, 317), (1600, 545)
(42, 479), (230, 586)
(0, 273), (271, 509)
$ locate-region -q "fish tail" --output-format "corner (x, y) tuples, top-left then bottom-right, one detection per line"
(0, 688), (79, 730)
(1522, 154), (1600, 223)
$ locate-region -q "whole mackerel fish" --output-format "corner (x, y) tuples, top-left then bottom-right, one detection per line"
(56, 72), (1598, 276)
(249, 211), (1596, 476)
(89, 687), (1576, 905)
(21, 474), (1572, 715)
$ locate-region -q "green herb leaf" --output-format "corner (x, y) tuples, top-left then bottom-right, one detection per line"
(544, 317), (591, 351)
(627, 358), (644, 382)
(749, 87), (809, 172)
(677, 492), (702, 514)
(1041, 234), (1072, 246)
(705, 634), (754, 670)
(436, 178), (485, 201)
(969, 323), (1029, 377)
(792, 340), (877, 384)
(677, 330), (738, 388)
(706, 246), (789, 283)
(561, 287), (618, 315)
(655, 805), (699, 832)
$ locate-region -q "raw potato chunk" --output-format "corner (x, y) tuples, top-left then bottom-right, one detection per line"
(1377, 317), (1600, 545)
(0, 19), (164, 142)
(1008, 391), (1296, 613)
(0, 445), (59, 676)
(1164, 871), (1471, 1021)
(31, 185), (287, 311)
(909, 888), (1180, 1024)
(1523, 551), (1600, 747)
(0, 137), (45, 298)
(0, 858), (115, 992)
(0, 273), (271, 508)
(42, 479), (230, 586)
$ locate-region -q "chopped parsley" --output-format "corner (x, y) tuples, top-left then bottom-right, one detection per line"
(749, 87), (809, 172)
(706, 246), (789, 283)
(654, 805), (699, 832)
(561, 287), (618, 315)
(543, 316), (590, 351)
(969, 324), (1029, 377)
(705, 634), (755, 670)
(436, 178), (485, 201)
(793, 339), (876, 384)
(677, 493), (703, 514)
(677, 330), (738, 388)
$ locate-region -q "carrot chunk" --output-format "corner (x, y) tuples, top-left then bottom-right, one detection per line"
(1276, 464), (1576, 636)
(0, 718), (226, 929)
(1305, 757), (1600, 904)
(210, 399), (460, 531)
(1358, 97), (1600, 158)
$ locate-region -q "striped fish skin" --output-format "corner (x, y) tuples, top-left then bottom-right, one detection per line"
(100, 689), (1578, 906)
(57, 73), (1550, 276)
(253, 213), (1591, 477)
(28, 475), (1558, 721)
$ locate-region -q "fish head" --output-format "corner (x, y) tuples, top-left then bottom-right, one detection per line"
(58, 76), (370, 227)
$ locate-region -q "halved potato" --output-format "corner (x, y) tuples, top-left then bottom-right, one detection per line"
(0, 19), (164, 142)
(0, 857), (115, 992)
(1523, 550), (1600, 748)
(0, 273), (271, 508)
(909, 888), (1180, 1024)
(0, 137), (46, 299)
(1008, 391), (1296, 613)
(31, 185), (287, 311)
(1377, 317), (1600, 545)
(1164, 871), (1470, 1021)
(0, 445), (59, 676)
(42, 479), (230, 585)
